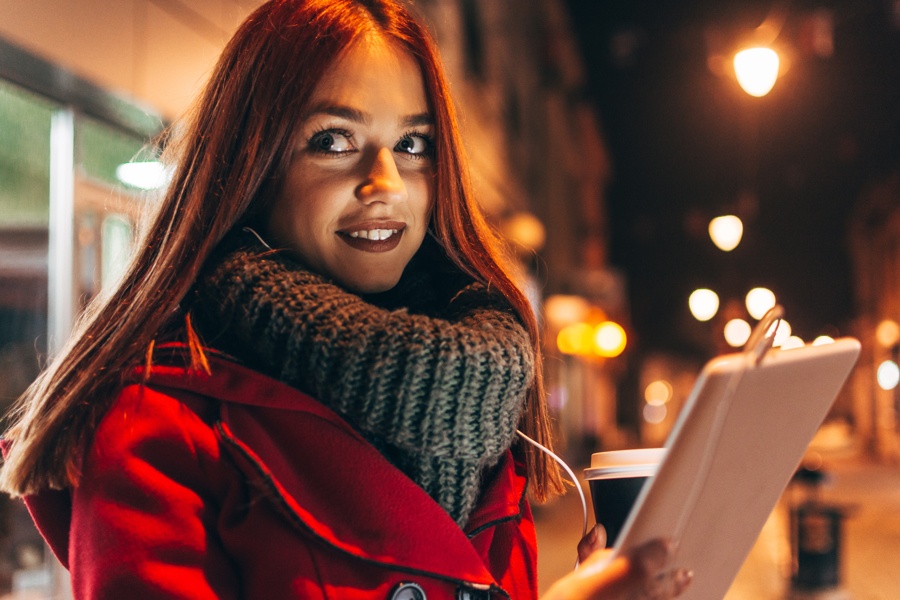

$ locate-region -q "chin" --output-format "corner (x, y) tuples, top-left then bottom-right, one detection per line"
(341, 275), (402, 295)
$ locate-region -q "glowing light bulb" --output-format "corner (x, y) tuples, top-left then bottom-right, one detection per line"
(734, 48), (780, 97)
(594, 322), (627, 358)
(877, 360), (900, 391)
(689, 289), (719, 322)
(724, 318), (752, 347)
(709, 216), (743, 251)
(745, 287), (776, 320)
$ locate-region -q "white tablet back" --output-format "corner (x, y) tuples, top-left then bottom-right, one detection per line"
(613, 338), (860, 600)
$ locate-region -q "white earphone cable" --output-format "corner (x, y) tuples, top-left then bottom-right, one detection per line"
(516, 429), (589, 568)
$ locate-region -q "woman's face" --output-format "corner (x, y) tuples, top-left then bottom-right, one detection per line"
(267, 37), (435, 294)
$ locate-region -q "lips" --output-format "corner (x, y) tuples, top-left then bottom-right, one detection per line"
(336, 221), (406, 253)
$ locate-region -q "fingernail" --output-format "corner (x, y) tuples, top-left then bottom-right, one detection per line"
(590, 524), (600, 541)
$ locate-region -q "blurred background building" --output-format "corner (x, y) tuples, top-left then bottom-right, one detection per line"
(849, 168), (900, 462)
(0, 0), (899, 598)
(0, 0), (623, 596)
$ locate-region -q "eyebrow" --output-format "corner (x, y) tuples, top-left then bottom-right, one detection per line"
(400, 112), (433, 127)
(304, 104), (433, 128)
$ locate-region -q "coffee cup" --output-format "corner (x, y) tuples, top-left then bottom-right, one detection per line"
(584, 448), (666, 548)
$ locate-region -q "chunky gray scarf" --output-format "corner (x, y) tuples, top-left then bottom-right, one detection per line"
(190, 231), (533, 526)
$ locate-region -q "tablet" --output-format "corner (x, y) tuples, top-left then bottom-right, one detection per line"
(611, 334), (860, 599)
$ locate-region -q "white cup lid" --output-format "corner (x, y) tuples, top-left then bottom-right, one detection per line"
(584, 448), (666, 480)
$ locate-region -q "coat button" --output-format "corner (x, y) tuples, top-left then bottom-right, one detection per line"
(456, 587), (490, 600)
(389, 582), (427, 600)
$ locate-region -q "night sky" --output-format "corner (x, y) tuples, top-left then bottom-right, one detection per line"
(564, 0), (900, 358)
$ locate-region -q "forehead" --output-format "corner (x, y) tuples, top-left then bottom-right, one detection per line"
(308, 36), (429, 116)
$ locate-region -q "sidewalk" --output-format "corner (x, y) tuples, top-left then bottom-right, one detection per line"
(534, 438), (900, 598)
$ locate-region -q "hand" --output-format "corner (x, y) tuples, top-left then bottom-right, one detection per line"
(542, 534), (692, 600)
(577, 524), (608, 566)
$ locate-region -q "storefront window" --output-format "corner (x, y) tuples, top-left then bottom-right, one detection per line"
(0, 78), (58, 597)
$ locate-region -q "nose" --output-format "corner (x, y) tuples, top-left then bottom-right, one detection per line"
(356, 147), (407, 205)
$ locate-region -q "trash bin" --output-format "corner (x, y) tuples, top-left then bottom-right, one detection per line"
(788, 466), (853, 599)
(793, 502), (844, 589)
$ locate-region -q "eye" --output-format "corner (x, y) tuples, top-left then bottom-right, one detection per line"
(308, 130), (354, 154)
(394, 133), (433, 158)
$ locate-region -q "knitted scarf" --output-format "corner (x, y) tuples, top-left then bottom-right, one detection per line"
(189, 230), (534, 526)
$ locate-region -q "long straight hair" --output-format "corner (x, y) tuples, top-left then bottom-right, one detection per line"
(1, 0), (563, 500)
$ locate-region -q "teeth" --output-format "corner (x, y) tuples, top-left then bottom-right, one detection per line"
(348, 229), (399, 240)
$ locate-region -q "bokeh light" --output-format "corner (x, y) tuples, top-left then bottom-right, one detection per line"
(877, 360), (900, 391)
(689, 289), (719, 321)
(876, 319), (900, 347)
(766, 319), (793, 347)
(594, 322), (627, 357)
(502, 212), (546, 252)
(544, 295), (589, 328)
(734, 47), (780, 97)
(557, 323), (593, 355)
(643, 403), (667, 424)
(116, 161), (171, 190)
(745, 287), (776, 320)
(724, 318), (752, 347)
(781, 336), (805, 350)
(709, 215), (743, 251)
(644, 380), (673, 406)
(812, 336), (835, 346)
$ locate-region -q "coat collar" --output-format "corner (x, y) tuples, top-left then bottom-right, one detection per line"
(141, 345), (528, 589)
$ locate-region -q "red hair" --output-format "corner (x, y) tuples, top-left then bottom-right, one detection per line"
(1, 0), (563, 500)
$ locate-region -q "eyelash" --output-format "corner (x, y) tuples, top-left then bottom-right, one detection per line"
(305, 127), (435, 159)
(398, 129), (435, 160)
(307, 127), (354, 155)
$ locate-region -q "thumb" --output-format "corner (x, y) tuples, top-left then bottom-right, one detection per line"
(577, 524), (608, 564)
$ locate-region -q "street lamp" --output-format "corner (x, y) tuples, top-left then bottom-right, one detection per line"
(709, 215), (743, 251)
(734, 47), (780, 97)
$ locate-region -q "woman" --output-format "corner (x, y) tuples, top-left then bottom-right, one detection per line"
(1, 1), (689, 598)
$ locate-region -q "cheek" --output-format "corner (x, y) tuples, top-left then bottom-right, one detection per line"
(409, 171), (435, 222)
(275, 169), (340, 229)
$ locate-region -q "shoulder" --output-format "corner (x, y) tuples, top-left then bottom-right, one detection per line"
(85, 382), (224, 489)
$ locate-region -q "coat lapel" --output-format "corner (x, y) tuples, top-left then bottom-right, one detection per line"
(146, 348), (515, 588)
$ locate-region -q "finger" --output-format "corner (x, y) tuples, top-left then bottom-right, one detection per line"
(671, 569), (693, 597)
(549, 539), (676, 600)
(636, 569), (692, 600)
(630, 538), (673, 580)
(632, 545), (689, 600)
(577, 524), (607, 564)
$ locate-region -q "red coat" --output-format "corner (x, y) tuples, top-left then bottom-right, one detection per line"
(19, 348), (539, 599)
